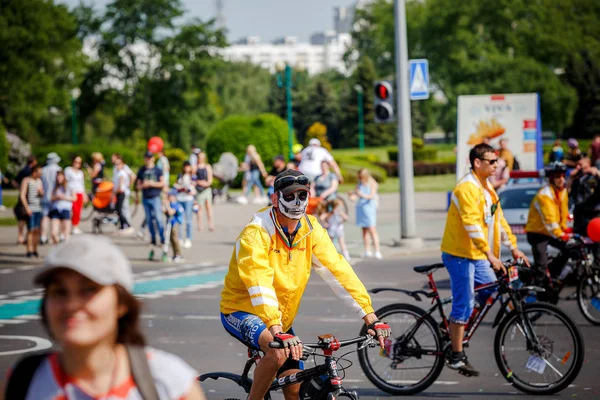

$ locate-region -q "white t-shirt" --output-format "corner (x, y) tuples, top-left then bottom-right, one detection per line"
(299, 146), (334, 180)
(116, 168), (131, 195)
(24, 347), (197, 400)
(64, 167), (85, 194)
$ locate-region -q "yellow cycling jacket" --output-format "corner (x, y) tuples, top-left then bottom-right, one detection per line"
(525, 185), (569, 239)
(220, 207), (374, 331)
(441, 172), (517, 260)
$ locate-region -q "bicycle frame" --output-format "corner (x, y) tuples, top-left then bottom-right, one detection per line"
(390, 265), (545, 357)
(199, 335), (370, 399)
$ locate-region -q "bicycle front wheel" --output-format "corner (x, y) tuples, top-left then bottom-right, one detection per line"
(357, 303), (444, 395)
(577, 270), (600, 325)
(494, 303), (584, 395)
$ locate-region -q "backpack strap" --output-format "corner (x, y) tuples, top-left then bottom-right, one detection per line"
(126, 345), (160, 400)
(4, 352), (51, 400)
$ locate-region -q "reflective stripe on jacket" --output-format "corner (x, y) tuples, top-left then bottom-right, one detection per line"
(525, 185), (568, 238)
(220, 207), (374, 331)
(441, 172), (517, 260)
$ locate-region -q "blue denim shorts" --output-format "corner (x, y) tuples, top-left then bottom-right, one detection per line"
(28, 212), (42, 230)
(442, 252), (497, 325)
(221, 311), (303, 371)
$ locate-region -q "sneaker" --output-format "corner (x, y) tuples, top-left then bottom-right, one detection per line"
(173, 256), (185, 263)
(72, 227), (83, 235)
(183, 239), (192, 249)
(26, 252), (33, 258)
(33, 251), (39, 258)
(374, 251), (383, 260)
(342, 251), (352, 261)
(361, 250), (373, 258)
(446, 351), (479, 377)
(136, 230), (146, 239)
(148, 249), (155, 261)
(40, 236), (49, 245)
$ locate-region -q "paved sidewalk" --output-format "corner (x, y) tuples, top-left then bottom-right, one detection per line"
(0, 192), (447, 267)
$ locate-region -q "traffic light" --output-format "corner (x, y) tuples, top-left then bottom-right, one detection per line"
(373, 81), (394, 123)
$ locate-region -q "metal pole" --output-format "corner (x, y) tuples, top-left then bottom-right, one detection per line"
(285, 64), (294, 160)
(71, 96), (78, 145)
(394, 0), (416, 238)
(357, 87), (365, 151)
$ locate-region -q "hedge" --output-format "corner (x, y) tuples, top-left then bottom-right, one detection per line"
(33, 144), (142, 169)
(388, 146), (438, 162)
(376, 161), (455, 177)
(338, 159), (387, 183)
(206, 113), (290, 167)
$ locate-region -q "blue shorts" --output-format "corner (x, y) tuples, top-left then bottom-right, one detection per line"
(49, 209), (71, 220)
(442, 253), (497, 325)
(221, 311), (303, 371)
(28, 212), (42, 230)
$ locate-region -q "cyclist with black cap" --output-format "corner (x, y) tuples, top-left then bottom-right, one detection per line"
(219, 169), (390, 400)
(526, 162), (572, 289)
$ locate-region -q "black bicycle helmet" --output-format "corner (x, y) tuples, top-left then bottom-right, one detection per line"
(544, 161), (567, 176)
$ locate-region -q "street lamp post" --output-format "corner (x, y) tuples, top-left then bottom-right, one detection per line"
(71, 88), (81, 145)
(354, 85), (365, 151)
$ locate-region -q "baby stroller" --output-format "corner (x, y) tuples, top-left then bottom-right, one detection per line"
(211, 152), (240, 204)
(91, 181), (119, 234)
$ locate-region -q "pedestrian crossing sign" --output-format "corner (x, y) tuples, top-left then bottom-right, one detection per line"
(409, 59), (429, 100)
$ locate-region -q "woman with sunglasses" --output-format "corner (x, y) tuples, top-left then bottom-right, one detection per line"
(4, 235), (206, 399)
(219, 169), (391, 400)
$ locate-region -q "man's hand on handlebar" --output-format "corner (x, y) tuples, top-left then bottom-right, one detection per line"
(366, 321), (391, 348)
(487, 252), (506, 275)
(272, 331), (303, 361)
(511, 248), (530, 267)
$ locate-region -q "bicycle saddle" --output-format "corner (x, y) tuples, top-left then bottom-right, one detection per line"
(413, 263), (445, 274)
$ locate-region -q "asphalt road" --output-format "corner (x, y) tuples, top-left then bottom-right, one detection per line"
(1, 254), (599, 399)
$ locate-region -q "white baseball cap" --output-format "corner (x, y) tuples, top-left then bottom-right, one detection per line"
(34, 235), (134, 292)
(308, 138), (321, 146)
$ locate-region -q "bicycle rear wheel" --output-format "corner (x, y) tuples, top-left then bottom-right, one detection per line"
(577, 270), (600, 325)
(357, 303), (444, 395)
(494, 303), (584, 395)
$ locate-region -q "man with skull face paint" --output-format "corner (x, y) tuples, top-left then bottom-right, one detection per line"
(220, 169), (390, 400)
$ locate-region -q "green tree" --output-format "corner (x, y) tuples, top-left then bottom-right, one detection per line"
(340, 56), (396, 148)
(298, 78), (340, 146)
(0, 0), (83, 142)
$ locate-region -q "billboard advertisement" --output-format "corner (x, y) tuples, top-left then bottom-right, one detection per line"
(456, 93), (543, 179)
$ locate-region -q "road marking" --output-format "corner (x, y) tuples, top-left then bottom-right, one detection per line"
(0, 264), (227, 321)
(0, 335), (52, 356)
(0, 269), (14, 274)
(0, 319), (28, 324)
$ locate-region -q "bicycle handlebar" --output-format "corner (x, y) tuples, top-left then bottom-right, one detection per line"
(268, 335), (373, 350)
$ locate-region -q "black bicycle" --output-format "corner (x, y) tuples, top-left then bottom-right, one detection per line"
(199, 334), (378, 399)
(358, 260), (584, 396)
(539, 234), (600, 325)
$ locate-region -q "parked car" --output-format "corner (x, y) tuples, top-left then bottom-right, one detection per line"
(498, 182), (541, 243)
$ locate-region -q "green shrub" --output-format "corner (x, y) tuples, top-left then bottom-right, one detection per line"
(388, 143), (437, 162)
(206, 114), (290, 167)
(165, 148), (188, 179)
(413, 148), (438, 161)
(338, 159), (387, 183)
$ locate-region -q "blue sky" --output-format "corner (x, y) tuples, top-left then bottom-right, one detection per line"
(59, 0), (357, 42)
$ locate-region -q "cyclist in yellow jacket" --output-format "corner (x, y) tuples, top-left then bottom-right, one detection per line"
(220, 169), (390, 400)
(525, 162), (571, 288)
(441, 144), (529, 377)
